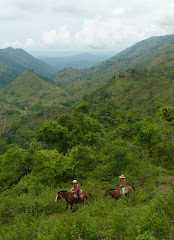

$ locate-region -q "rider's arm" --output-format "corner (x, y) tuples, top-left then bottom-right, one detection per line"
(74, 185), (79, 193)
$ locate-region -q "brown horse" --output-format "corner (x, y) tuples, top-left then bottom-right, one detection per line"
(104, 185), (135, 199)
(55, 191), (89, 210)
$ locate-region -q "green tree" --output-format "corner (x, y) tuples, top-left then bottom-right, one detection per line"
(0, 147), (27, 189)
(38, 120), (71, 153)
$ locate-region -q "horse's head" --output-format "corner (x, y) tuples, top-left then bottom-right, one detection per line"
(55, 192), (62, 202)
(104, 190), (109, 197)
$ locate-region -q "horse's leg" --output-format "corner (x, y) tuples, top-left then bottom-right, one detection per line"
(114, 190), (121, 199)
(71, 203), (73, 211)
(66, 202), (69, 209)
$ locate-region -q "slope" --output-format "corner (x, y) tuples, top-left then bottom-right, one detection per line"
(0, 47), (58, 78)
(0, 62), (19, 88)
(53, 34), (174, 88)
(0, 71), (67, 110)
(85, 66), (174, 119)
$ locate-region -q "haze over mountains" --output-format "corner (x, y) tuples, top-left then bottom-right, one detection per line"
(40, 52), (113, 70)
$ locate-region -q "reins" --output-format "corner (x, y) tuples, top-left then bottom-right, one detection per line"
(63, 191), (72, 199)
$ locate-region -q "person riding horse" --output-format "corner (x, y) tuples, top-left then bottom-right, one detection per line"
(70, 179), (82, 203)
(118, 174), (126, 195)
(104, 174), (135, 199)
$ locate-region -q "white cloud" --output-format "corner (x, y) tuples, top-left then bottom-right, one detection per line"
(75, 17), (122, 50)
(1, 40), (22, 49)
(25, 38), (35, 47)
(138, 25), (167, 40)
(0, 0), (174, 53)
(42, 26), (72, 47)
(112, 8), (125, 16)
(0, 38), (36, 50)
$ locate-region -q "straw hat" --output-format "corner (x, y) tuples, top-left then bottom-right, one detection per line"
(72, 179), (77, 184)
(119, 174), (125, 179)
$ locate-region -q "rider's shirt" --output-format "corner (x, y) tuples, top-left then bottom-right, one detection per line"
(120, 178), (126, 187)
(73, 184), (81, 194)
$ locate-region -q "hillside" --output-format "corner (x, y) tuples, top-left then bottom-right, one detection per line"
(41, 52), (110, 70)
(53, 67), (86, 84)
(0, 71), (67, 110)
(0, 102), (22, 139)
(53, 34), (174, 88)
(0, 62), (19, 88)
(106, 34), (174, 71)
(0, 47), (58, 78)
(0, 35), (174, 239)
(83, 66), (174, 120)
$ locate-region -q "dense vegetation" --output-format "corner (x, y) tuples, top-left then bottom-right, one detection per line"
(0, 92), (173, 239)
(0, 35), (174, 239)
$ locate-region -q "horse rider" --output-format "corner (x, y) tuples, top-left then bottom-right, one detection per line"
(70, 180), (82, 203)
(119, 174), (126, 195)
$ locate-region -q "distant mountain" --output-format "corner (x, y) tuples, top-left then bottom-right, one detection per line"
(0, 71), (66, 110)
(53, 34), (174, 86)
(41, 52), (110, 70)
(0, 47), (58, 78)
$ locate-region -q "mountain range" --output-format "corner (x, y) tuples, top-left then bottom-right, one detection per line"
(41, 52), (112, 70)
(1, 34), (174, 114)
(53, 34), (174, 86)
(0, 47), (58, 87)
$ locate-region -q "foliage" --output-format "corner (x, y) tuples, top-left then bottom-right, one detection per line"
(157, 106), (174, 122)
(1, 39), (174, 238)
(37, 107), (103, 154)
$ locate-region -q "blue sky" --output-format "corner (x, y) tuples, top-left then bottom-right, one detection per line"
(0, 0), (174, 55)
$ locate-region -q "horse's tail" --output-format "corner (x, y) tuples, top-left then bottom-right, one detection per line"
(88, 193), (93, 199)
(85, 192), (93, 199)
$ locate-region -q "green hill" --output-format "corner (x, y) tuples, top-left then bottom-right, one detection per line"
(53, 34), (174, 86)
(105, 34), (174, 71)
(0, 63), (19, 88)
(0, 71), (67, 110)
(53, 67), (86, 84)
(84, 66), (174, 119)
(0, 47), (58, 78)
(51, 34), (174, 107)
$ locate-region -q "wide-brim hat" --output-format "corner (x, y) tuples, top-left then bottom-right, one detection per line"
(119, 174), (125, 179)
(72, 179), (77, 184)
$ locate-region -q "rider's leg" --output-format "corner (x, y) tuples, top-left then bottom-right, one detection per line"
(77, 192), (81, 203)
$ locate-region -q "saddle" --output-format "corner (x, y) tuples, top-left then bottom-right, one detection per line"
(73, 192), (84, 199)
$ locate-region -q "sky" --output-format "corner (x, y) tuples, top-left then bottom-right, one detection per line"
(0, 0), (174, 56)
